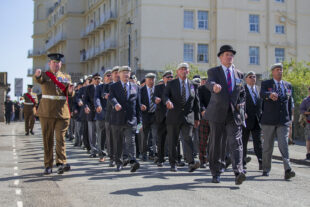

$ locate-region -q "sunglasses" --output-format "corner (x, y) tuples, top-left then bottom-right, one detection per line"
(94, 78), (101, 80)
(166, 76), (173, 79)
(248, 75), (256, 79)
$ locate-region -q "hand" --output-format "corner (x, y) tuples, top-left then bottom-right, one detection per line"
(141, 104), (147, 111)
(78, 101), (83, 106)
(270, 92), (278, 101)
(201, 111), (206, 117)
(74, 110), (78, 114)
(194, 120), (200, 128)
(155, 97), (161, 104)
(104, 93), (109, 99)
(245, 113), (248, 119)
(166, 101), (174, 109)
(35, 69), (42, 77)
(68, 84), (74, 94)
(85, 107), (90, 114)
(115, 104), (122, 111)
(96, 106), (102, 113)
(213, 84), (222, 93)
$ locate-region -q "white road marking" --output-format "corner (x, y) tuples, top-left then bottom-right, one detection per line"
(14, 173), (18, 176)
(15, 189), (21, 195)
(17, 201), (23, 207)
(13, 152), (17, 156)
(13, 149), (16, 152)
(14, 166), (18, 170)
(14, 180), (19, 186)
(13, 156), (18, 160)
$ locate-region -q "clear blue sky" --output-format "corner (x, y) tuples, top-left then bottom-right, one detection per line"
(0, 0), (33, 100)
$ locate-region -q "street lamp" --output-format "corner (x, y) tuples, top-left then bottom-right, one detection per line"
(126, 20), (133, 67)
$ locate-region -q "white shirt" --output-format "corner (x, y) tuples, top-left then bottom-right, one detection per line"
(221, 64), (235, 91)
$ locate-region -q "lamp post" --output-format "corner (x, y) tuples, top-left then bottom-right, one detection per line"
(126, 20), (133, 67)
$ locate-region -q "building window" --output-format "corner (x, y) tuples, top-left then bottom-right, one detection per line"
(184, 44), (194, 62)
(275, 0), (284, 3)
(198, 11), (208, 30)
(184, 11), (194, 29)
(249, 46), (260, 65)
(275, 25), (285, 34)
(249, 14), (259, 33)
(275, 48), (285, 62)
(197, 44), (208, 63)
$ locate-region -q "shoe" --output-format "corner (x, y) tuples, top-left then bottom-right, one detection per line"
(176, 161), (185, 167)
(25, 132), (29, 136)
(30, 130), (34, 135)
(43, 167), (52, 175)
(157, 162), (163, 167)
(99, 158), (105, 162)
(130, 162), (140, 172)
(154, 157), (159, 164)
(259, 162), (263, 171)
(306, 153), (310, 160)
(245, 156), (251, 163)
(188, 161), (200, 172)
(225, 159), (231, 169)
(243, 165), (247, 169)
(116, 164), (123, 172)
(262, 171), (269, 176)
(212, 175), (220, 183)
(170, 165), (177, 172)
(89, 154), (97, 158)
(200, 163), (207, 168)
(235, 172), (246, 185)
(63, 164), (71, 172)
(57, 164), (64, 174)
(288, 140), (295, 145)
(284, 169), (296, 180)
(123, 159), (130, 167)
(109, 160), (115, 167)
(142, 155), (147, 161)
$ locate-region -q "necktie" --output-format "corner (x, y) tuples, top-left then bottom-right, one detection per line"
(181, 80), (186, 105)
(123, 83), (127, 99)
(227, 68), (232, 94)
(276, 82), (283, 97)
(251, 86), (257, 104)
(149, 88), (156, 113)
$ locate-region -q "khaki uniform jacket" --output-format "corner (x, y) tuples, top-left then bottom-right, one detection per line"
(23, 93), (37, 114)
(33, 70), (74, 119)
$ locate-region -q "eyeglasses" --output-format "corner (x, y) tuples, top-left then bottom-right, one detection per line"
(106, 75), (111, 77)
(94, 78), (101, 80)
(166, 76), (173, 79)
(248, 75), (256, 79)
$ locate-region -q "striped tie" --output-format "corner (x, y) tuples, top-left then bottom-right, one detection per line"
(149, 88), (156, 113)
(181, 80), (186, 105)
(123, 83), (127, 99)
(276, 82), (283, 97)
(227, 68), (232, 94)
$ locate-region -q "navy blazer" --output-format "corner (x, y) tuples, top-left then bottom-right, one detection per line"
(72, 90), (82, 121)
(205, 66), (246, 126)
(94, 83), (109, 121)
(140, 85), (156, 125)
(163, 78), (200, 126)
(260, 79), (293, 126)
(244, 85), (262, 130)
(198, 85), (211, 120)
(76, 87), (87, 122)
(83, 84), (96, 121)
(108, 81), (141, 126)
(154, 83), (167, 124)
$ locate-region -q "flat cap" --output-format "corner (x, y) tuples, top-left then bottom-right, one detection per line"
(145, 73), (156, 79)
(111, 66), (120, 73)
(245, 71), (256, 78)
(92, 73), (102, 79)
(119, 66), (131, 72)
(47, 53), (64, 61)
(271, 63), (283, 71)
(177, 62), (190, 69)
(162, 70), (173, 77)
(104, 70), (112, 76)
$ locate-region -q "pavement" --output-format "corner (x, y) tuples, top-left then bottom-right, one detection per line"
(0, 121), (309, 207)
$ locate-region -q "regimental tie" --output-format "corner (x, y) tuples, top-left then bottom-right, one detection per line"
(181, 80), (186, 105)
(276, 82), (283, 97)
(123, 83), (128, 99)
(149, 88), (156, 113)
(251, 86), (257, 104)
(227, 68), (232, 94)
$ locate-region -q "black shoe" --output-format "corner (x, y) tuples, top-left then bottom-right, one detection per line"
(142, 155), (147, 161)
(225, 159), (231, 169)
(123, 159), (130, 167)
(245, 156), (251, 163)
(154, 157), (159, 164)
(259, 162), (263, 171)
(157, 162), (163, 167)
(30, 130), (34, 135)
(188, 161), (200, 172)
(284, 169), (295, 180)
(130, 162), (140, 172)
(43, 167), (52, 175)
(212, 175), (220, 183)
(109, 160), (115, 167)
(306, 153), (310, 160)
(200, 163), (207, 168)
(243, 165), (247, 169)
(25, 132), (29, 136)
(89, 154), (97, 158)
(57, 164), (64, 174)
(262, 171), (269, 176)
(63, 164), (71, 172)
(176, 161), (185, 167)
(235, 172), (246, 185)
(116, 164), (123, 172)
(170, 165), (177, 172)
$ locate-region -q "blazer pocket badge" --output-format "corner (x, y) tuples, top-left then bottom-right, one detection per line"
(235, 78), (243, 87)
(286, 89), (292, 97)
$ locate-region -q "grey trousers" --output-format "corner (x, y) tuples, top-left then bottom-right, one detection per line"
(74, 121), (83, 146)
(88, 121), (98, 154)
(208, 116), (243, 176)
(141, 122), (158, 155)
(261, 124), (291, 172)
(105, 121), (114, 160)
(111, 124), (137, 165)
(96, 120), (106, 158)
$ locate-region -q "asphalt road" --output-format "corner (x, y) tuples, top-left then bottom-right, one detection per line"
(1, 122), (309, 207)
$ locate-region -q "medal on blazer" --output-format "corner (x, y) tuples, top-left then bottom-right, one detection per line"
(235, 78), (243, 87)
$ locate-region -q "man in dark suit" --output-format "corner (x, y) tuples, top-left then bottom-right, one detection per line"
(163, 62), (200, 172)
(154, 70), (174, 167)
(242, 71), (263, 170)
(205, 45), (246, 185)
(72, 82), (83, 147)
(104, 66), (120, 167)
(109, 66), (141, 172)
(140, 73), (158, 161)
(260, 63), (295, 180)
(95, 70), (112, 162)
(84, 73), (101, 158)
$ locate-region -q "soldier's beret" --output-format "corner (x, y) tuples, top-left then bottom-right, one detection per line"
(270, 63), (283, 71)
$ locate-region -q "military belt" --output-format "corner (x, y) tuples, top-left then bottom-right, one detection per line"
(42, 95), (66, 100)
(24, 102), (34, 105)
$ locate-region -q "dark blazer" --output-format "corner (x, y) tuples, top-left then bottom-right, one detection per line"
(154, 84), (167, 124)
(205, 66), (246, 126)
(198, 85), (211, 120)
(244, 85), (262, 130)
(104, 82), (113, 123)
(76, 87), (87, 122)
(108, 81), (141, 126)
(163, 78), (200, 126)
(83, 84), (96, 121)
(140, 85), (156, 125)
(260, 79), (293, 126)
(94, 83), (109, 121)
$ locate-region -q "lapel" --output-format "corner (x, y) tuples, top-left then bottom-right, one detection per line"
(218, 66), (228, 92)
(118, 81), (127, 101)
(245, 85), (256, 106)
(143, 86), (149, 106)
(232, 68), (240, 93)
(175, 78), (182, 100)
(187, 80), (194, 103)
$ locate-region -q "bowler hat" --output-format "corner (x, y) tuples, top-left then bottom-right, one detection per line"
(217, 45), (236, 57)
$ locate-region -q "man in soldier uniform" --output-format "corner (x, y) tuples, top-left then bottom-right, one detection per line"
(23, 84), (37, 135)
(34, 53), (74, 175)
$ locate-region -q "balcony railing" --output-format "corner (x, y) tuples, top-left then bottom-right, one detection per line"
(27, 68), (34, 76)
(105, 40), (117, 51)
(45, 32), (66, 50)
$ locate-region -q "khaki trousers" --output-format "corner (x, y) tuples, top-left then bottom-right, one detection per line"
(24, 110), (35, 133)
(40, 117), (70, 168)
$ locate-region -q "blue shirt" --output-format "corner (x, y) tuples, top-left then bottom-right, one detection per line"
(222, 64), (235, 91)
(178, 78), (189, 100)
(247, 84), (258, 104)
(273, 79), (285, 95)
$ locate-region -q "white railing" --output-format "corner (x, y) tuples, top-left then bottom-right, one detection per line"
(28, 49), (46, 57)
(45, 32), (66, 50)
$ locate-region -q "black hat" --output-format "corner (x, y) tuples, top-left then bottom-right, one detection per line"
(217, 45), (236, 57)
(27, 84), (33, 89)
(48, 53), (64, 61)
